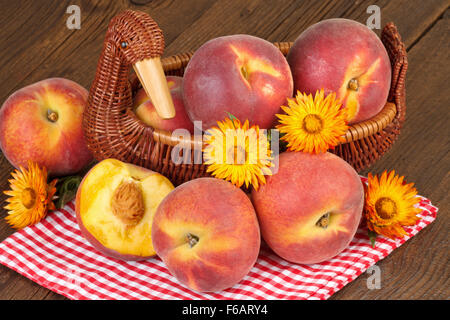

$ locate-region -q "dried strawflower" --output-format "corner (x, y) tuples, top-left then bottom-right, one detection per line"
(4, 161), (57, 229)
(203, 118), (273, 190)
(276, 89), (348, 154)
(365, 170), (421, 240)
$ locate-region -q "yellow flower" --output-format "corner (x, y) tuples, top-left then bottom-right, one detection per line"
(203, 118), (273, 190)
(364, 170), (421, 239)
(4, 161), (57, 229)
(276, 89), (348, 154)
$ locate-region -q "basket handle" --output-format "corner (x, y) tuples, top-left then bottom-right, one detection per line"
(381, 22), (408, 125)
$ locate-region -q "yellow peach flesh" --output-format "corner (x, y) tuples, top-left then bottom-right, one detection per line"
(79, 159), (174, 257)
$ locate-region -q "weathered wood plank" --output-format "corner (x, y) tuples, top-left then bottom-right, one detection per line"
(0, 0), (218, 101)
(332, 8), (449, 300)
(0, 0), (447, 300)
(163, 0), (448, 54)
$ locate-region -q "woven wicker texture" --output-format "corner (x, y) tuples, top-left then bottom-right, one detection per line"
(84, 11), (408, 186)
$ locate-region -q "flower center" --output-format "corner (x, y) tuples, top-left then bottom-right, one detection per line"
(227, 144), (246, 164)
(302, 114), (323, 134)
(21, 188), (37, 209)
(375, 197), (398, 219)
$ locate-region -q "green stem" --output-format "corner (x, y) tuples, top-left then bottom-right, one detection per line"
(55, 175), (82, 209)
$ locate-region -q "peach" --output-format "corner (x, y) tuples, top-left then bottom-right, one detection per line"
(75, 159), (174, 261)
(287, 18), (391, 124)
(0, 78), (93, 176)
(251, 152), (364, 264)
(152, 178), (260, 292)
(183, 35), (293, 130)
(134, 76), (194, 133)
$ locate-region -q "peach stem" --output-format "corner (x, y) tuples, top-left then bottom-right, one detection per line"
(240, 65), (249, 81)
(316, 212), (330, 228)
(348, 78), (359, 91)
(47, 110), (59, 122)
(187, 233), (199, 248)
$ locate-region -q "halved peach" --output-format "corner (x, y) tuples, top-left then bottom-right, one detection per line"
(75, 159), (174, 260)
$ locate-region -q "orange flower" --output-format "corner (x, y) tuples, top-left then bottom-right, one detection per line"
(364, 170), (421, 239)
(276, 89), (348, 154)
(4, 161), (57, 229)
(203, 118), (273, 189)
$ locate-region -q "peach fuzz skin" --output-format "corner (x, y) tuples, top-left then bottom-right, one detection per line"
(0, 78), (93, 176)
(134, 76), (194, 133)
(287, 18), (391, 124)
(251, 152), (364, 264)
(152, 178), (261, 292)
(75, 159), (174, 261)
(182, 35), (293, 130)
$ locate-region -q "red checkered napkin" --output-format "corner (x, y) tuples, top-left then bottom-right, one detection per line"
(0, 178), (438, 300)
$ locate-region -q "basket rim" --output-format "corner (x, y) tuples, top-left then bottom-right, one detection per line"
(147, 100), (397, 148)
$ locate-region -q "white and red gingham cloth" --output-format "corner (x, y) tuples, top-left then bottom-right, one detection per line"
(0, 177), (438, 300)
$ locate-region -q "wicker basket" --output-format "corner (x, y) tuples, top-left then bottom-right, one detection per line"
(84, 10), (408, 186)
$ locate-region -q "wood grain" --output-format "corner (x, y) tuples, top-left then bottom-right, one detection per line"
(335, 8), (449, 300)
(0, 0), (447, 300)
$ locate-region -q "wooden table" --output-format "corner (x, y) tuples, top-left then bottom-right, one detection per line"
(0, 0), (447, 300)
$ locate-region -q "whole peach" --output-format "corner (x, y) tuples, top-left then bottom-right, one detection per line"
(0, 78), (93, 176)
(287, 18), (391, 124)
(134, 76), (194, 133)
(152, 178), (261, 292)
(183, 35), (293, 130)
(251, 152), (364, 264)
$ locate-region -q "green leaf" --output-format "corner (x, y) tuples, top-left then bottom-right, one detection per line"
(55, 175), (82, 209)
(368, 230), (378, 248)
(225, 111), (238, 122)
